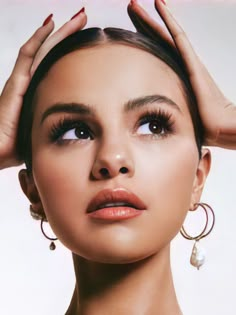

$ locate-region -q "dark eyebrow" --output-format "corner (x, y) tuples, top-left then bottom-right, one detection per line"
(124, 94), (182, 114)
(40, 94), (182, 125)
(40, 103), (95, 125)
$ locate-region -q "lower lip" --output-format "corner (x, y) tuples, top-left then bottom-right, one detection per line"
(87, 207), (144, 221)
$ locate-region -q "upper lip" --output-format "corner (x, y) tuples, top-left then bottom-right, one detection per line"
(86, 188), (147, 213)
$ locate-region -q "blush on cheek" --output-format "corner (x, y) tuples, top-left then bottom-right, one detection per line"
(143, 138), (198, 232)
(166, 140), (198, 214)
(32, 150), (90, 218)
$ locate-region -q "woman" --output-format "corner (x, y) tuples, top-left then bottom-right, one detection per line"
(0, 1), (235, 314)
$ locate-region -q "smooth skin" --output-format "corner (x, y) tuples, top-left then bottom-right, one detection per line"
(128, 0), (236, 149)
(0, 10), (87, 169)
(19, 42), (211, 315)
(0, 0), (235, 314)
(0, 1), (235, 169)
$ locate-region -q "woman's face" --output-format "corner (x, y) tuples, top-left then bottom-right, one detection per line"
(20, 44), (210, 263)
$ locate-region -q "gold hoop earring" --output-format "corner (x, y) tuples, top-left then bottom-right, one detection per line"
(40, 217), (58, 250)
(180, 202), (215, 270)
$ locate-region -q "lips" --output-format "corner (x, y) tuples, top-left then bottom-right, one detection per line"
(86, 188), (147, 213)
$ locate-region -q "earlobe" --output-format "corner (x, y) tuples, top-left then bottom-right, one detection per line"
(18, 169), (45, 218)
(191, 148), (211, 208)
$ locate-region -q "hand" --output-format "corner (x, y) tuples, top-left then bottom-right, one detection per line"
(0, 10), (87, 169)
(127, 0), (236, 150)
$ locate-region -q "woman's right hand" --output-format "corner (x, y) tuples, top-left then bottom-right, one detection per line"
(0, 9), (87, 170)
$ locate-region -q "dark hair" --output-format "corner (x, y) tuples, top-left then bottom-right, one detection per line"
(17, 27), (204, 171)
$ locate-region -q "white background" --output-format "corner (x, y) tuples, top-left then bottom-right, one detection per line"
(0, 0), (236, 314)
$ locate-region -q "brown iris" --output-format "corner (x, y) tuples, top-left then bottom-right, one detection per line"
(149, 121), (163, 134)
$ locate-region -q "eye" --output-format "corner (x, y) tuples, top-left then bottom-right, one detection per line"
(49, 118), (93, 143)
(137, 120), (165, 136)
(62, 124), (91, 140)
(136, 109), (174, 138)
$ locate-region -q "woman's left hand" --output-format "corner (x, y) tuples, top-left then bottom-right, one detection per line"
(127, 0), (236, 150)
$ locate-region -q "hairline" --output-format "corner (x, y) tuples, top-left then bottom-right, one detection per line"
(19, 27), (203, 172)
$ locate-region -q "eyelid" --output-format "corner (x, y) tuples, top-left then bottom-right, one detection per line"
(47, 107), (176, 144)
(133, 107), (176, 139)
(49, 116), (94, 143)
(135, 107), (174, 127)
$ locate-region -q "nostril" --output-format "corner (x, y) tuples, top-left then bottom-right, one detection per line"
(100, 168), (109, 176)
(120, 167), (128, 174)
(99, 167), (129, 176)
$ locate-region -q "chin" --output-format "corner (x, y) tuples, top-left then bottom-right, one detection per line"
(71, 241), (159, 264)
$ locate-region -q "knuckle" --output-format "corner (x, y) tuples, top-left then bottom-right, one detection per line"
(19, 42), (34, 57)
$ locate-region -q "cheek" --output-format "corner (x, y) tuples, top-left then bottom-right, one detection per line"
(31, 134), (199, 262)
(134, 136), (198, 242)
(32, 146), (93, 232)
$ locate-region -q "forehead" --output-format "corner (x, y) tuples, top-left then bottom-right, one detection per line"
(34, 43), (189, 117)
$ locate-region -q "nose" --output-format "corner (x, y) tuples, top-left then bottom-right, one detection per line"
(91, 140), (135, 180)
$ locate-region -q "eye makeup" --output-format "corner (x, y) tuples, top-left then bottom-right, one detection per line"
(48, 107), (175, 145)
(136, 108), (175, 139)
(49, 118), (94, 144)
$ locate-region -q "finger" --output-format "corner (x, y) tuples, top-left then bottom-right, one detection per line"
(46, 11), (87, 44)
(127, 2), (174, 47)
(10, 19), (55, 87)
(31, 11), (87, 74)
(0, 19), (54, 128)
(154, 0), (203, 77)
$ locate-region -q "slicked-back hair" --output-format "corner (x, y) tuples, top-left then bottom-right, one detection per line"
(17, 27), (204, 171)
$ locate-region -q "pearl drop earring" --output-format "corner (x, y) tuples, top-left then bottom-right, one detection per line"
(180, 202), (215, 270)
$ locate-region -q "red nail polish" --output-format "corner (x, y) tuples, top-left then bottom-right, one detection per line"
(42, 13), (53, 26)
(71, 7), (85, 20)
(130, 0), (137, 5)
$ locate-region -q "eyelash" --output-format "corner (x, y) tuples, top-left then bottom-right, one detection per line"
(137, 108), (174, 139)
(49, 119), (93, 144)
(49, 108), (175, 144)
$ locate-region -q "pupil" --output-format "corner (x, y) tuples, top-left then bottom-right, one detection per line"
(75, 126), (90, 139)
(149, 121), (162, 134)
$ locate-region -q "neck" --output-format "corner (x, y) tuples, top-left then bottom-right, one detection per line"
(65, 245), (182, 315)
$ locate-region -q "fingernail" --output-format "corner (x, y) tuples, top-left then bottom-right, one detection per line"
(160, 0), (166, 4)
(42, 13), (53, 26)
(70, 7), (85, 20)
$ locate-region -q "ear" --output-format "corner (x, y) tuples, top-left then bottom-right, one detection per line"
(18, 169), (46, 219)
(190, 148), (211, 209)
